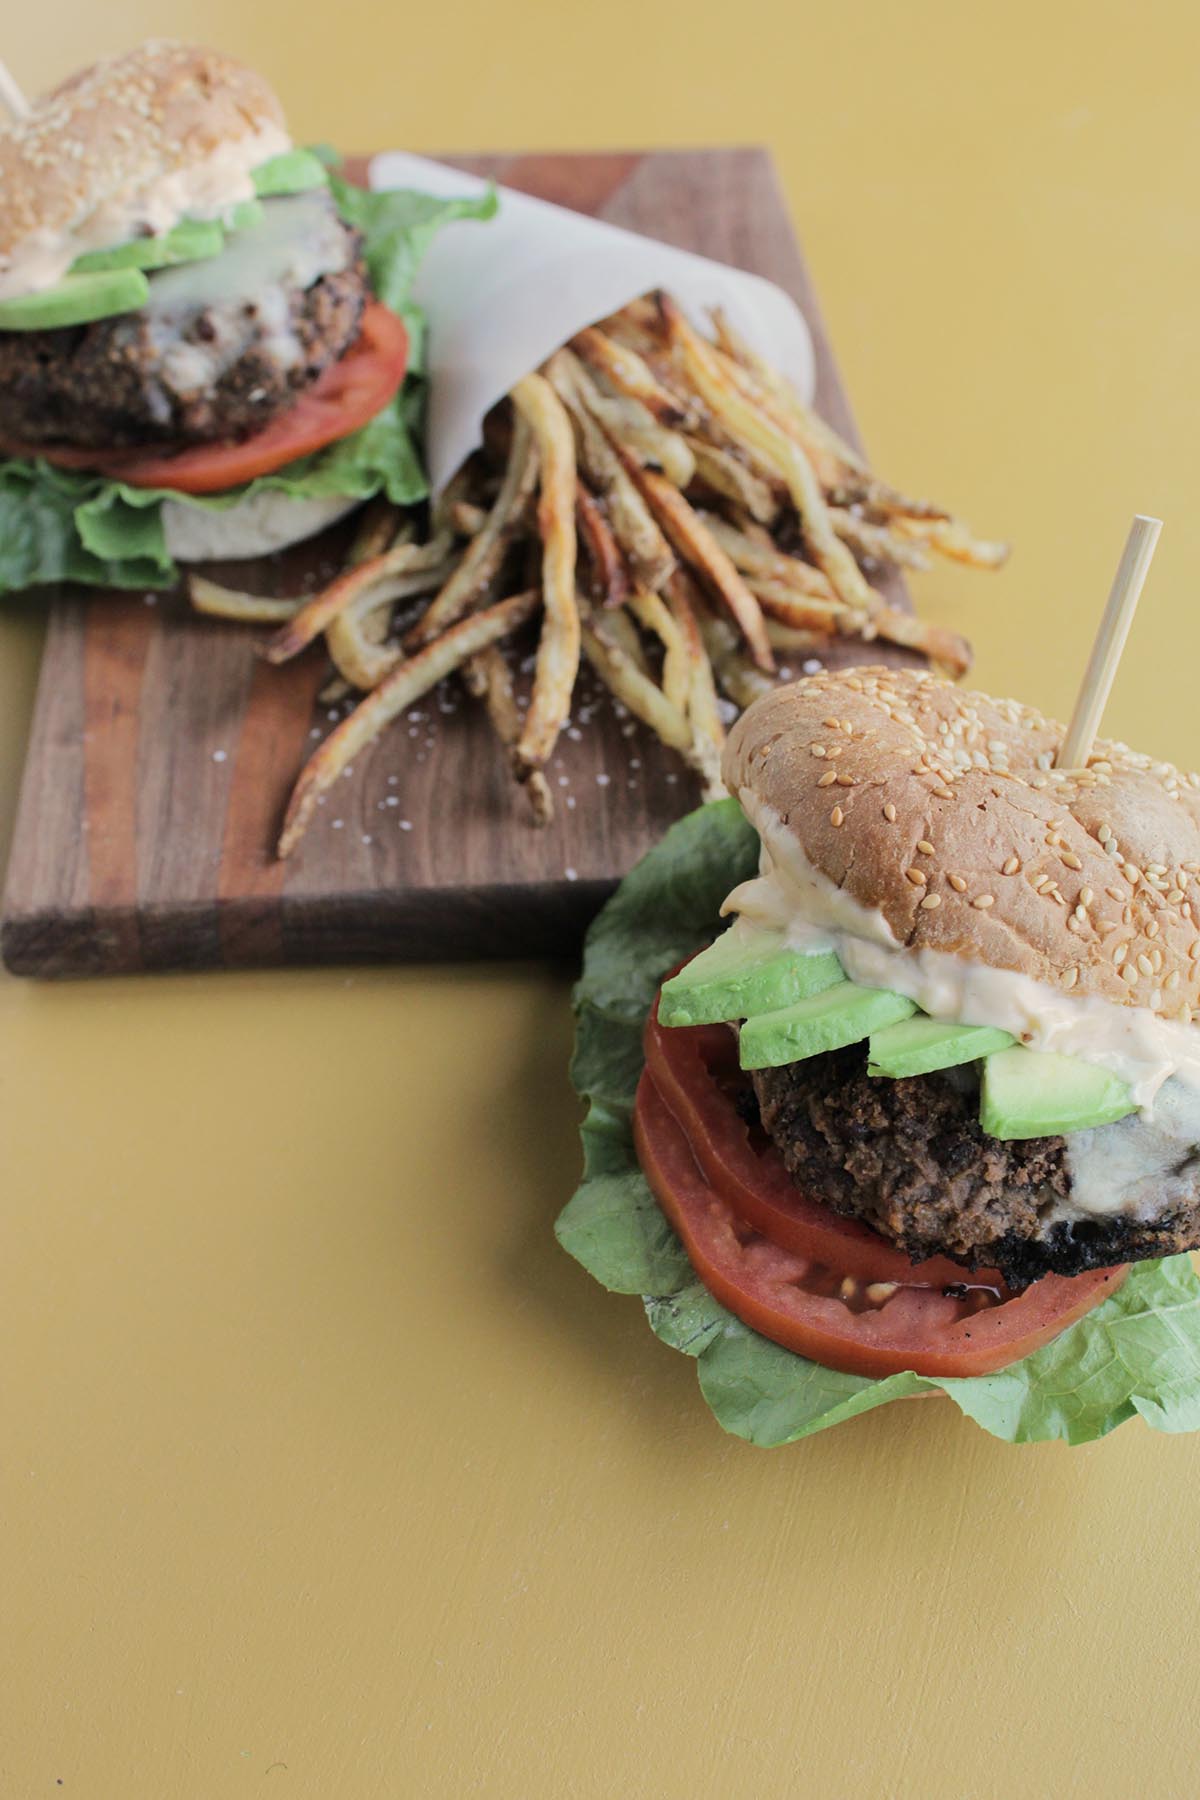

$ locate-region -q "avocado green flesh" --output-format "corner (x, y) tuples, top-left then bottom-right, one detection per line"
(251, 148), (330, 196)
(658, 928), (842, 1028)
(0, 266), (150, 331)
(71, 216), (225, 275)
(867, 1016), (1016, 1079)
(980, 1046), (1136, 1139)
(739, 983), (917, 1071)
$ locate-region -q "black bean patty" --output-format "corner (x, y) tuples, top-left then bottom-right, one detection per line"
(750, 1044), (1200, 1289)
(0, 236), (368, 451)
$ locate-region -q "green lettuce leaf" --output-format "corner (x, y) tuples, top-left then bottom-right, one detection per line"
(557, 799), (1200, 1446)
(0, 178), (497, 596)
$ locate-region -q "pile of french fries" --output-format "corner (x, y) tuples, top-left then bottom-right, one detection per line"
(189, 291), (1007, 857)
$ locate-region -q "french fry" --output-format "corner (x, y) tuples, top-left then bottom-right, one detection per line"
(746, 579), (844, 632)
(580, 611), (693, 756)
(511, 372), (580, 775)
(611, 443), (775, 673)
(664, 569), (727, 788)
(569, 364), (696, 491)
(687, 440), (780, 524)
(854, 605), (973, 678)
(696, 605), (775, 710)
(450, 499), (489, 538)
(324, 556), (460, 690)
(545, 350), (675, 592)
(889, 514), (1011, 570)
(188, 577), (302, 624)
(349, 496), (407, 563)
(628, 589), (690, 714)
(829, 507), (932, 571)
(266, 533), (457, 664)
(659, 293), (881, 617)
(464, 644), (553, 826)
(763, 618), (827, 653)
(571, 325), (696, 427)
(278, 589), (540, 858)
(710, 304), (866, 481)
(600, 603), (652, 676)
(698, 513), (839, 598)
(575, 484), (630, 607)
(406, 413), (540, 649)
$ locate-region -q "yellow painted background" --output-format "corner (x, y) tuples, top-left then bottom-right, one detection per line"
(4, 4), (1200, 1795)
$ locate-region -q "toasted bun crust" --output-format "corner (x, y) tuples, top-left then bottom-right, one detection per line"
(0, 42), (288, 273)
(723, 666), (1200, 1023)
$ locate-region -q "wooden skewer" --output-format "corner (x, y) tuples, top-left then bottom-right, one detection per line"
(0, 58), (29, 120)
(1055, 513), (1162, 769)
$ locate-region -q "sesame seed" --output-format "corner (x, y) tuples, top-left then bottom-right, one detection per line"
(1060, 852), (1083, 871)
(973, 894), (995, 909)
(1147, 919), (1160, 939)
(916, 840), (935, 856)
(1113, 943), (1128, 966)
(948, 874), (968, 893)
(920, 893), (941, 910)
(1123, 962), (1139, 985)
(883, 803), (897, 822)
(906, 867), (927, 886)
(1170, 888), (1186, 904)
(811, 745), (827, 758)
(1062, 967), (1079, 989)
(1138, 953), (1154, 977)
(830, 807), (845, 827)
(839, 1277), (858, 1301)
(866, 1282), (898, 1304)
(836, 773), (857, 787)
(817, 769), (838, 787)
(1003, 856), (1020, 875)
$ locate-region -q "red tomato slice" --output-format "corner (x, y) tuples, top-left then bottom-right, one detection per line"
(643, 995), (990, 1288)
(635, 1069), (1126, 1379)
(6, 301), (408, 494)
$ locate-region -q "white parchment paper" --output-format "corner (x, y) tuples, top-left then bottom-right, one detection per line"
(369, 152), (816, 494)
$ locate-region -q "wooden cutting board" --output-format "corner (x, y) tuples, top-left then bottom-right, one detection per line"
(1, 148), (916, 978)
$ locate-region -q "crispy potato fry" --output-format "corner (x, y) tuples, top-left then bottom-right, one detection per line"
(571, 364), (696, 491)
(710, 304), (866, 481)
(598, 603), (652, 676)
(611, 443), (775, 673)
(746, 579), (843, 632)
(692, 603), (774, 711)
(278, 589), (540, 858)
(188, 577), (302, 624)
(407, 413), (539, 649)
(664, 569), (727, 788)
(829, 507), (932, 571)
(350, 497), (408, 563)
(628, 589), (690, 714)
(889, 514), (1011, 569)
(659, 293), (880, 617)
(545, 350), (676, 593)
(323, 556), (460, 690)
(763, 618), (827, 652)
(571, 325), (696, 428)
(580, 614), (693, 755)
(511, 372), (580, 775)
(465, 644), (553, 825)
(699, 513), (838, 598)
(266, 533), (457, 664)
(853, 604), (972, 677)
(575, 485), (630, 608)
(687, 440), (780, 524)
(450, 499), (489, 538)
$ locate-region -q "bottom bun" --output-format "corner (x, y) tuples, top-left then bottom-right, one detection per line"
(163, 491), (363, 562)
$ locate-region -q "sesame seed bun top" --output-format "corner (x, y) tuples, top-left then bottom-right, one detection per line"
(0, 41), (290, 285)
(722, 666), (1200, 1023)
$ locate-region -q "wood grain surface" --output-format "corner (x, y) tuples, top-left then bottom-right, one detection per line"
(1, 148), (914, 978)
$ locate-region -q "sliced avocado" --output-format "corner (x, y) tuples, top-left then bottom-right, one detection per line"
(867, 1016), (1016, 1079)
(72, 216), (225, 275)
(739, 981), (916, 1071)
(227, 199), (266, 233)
(980, 1046), (1136, 1140)
(252, 148), (330, 197)
(659, 926), (842, 1028)
(0, 266), (150, 332)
